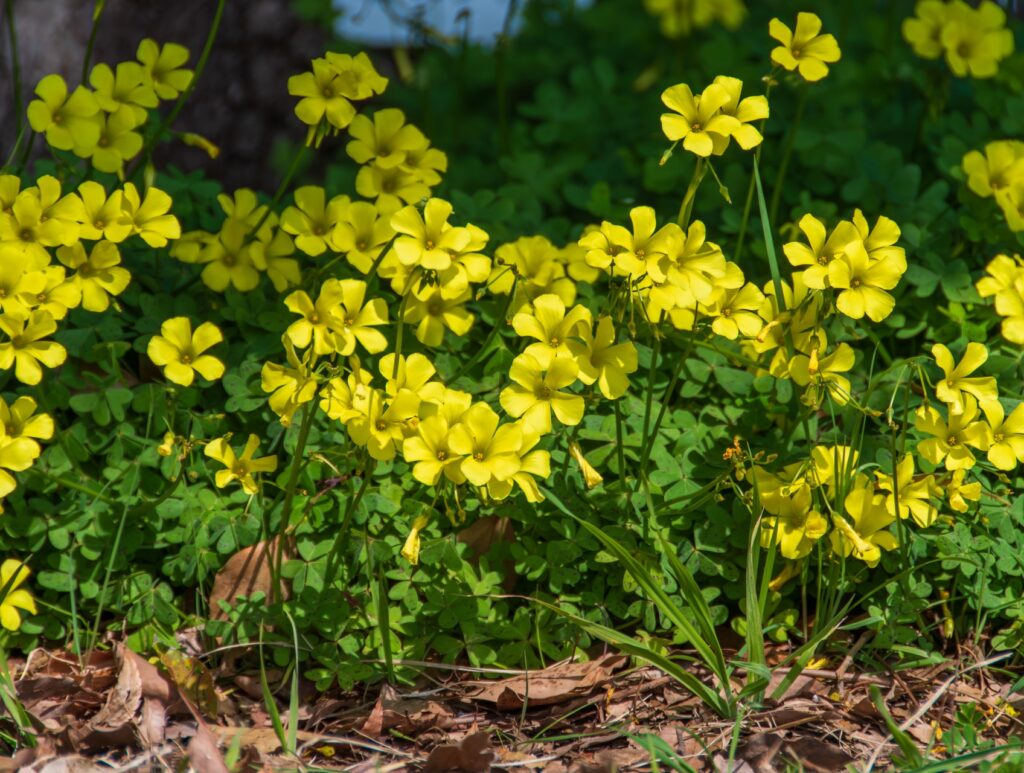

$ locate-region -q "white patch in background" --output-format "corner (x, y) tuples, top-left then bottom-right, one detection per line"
(332, 0), (592, 46)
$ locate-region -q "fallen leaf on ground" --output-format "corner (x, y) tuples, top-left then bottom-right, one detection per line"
(462, 655), (627, 711)
(188, 721), (230, 773)
(208, 538), (292, 620)
(424, 731), (495, 772)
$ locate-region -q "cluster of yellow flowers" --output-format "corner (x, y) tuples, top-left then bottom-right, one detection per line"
(0, 174), (180, 384)
(643, 0), (745, 38)
(660, 75), (769, 158)
(752, 340), (1019, 566)
(27, 40), (193, 175)
(903, 0), (1015, 78)
(962, 140), (1024, 232)
(347, 108), (448, 214)
(172, 188), (301, 292)
(977, 254), (1024, 344)
(288, 52), (388, 147)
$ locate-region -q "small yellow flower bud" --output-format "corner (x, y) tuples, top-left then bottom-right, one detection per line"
(569, 441), (603, 489)
(158, 431), (176, 457)
(401, 514), (430, 565)
(181, 132), (221, 159)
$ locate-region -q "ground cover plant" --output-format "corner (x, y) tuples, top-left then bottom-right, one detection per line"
(1, 0), (1024, 768)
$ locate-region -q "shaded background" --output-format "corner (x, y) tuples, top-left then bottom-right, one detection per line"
(0, 0), (328, 188)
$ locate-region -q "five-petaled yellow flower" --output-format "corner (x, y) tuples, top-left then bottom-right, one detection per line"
(205, 434), (278, 495)
(147, 317), (226, 387)
(769, 12), (842, 82)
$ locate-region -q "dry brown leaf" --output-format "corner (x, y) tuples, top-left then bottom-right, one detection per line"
(188, 721), (231, 773)
(462, 654), (627, 711)
(784, 737), (855, 771)
(423, 731), (495, 772)
(208, 538), (292, 620)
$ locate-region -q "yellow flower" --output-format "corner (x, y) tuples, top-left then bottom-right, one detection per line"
(931, 342), (998, 416)
(346, 108), (427, 168)
(760, 483), (828, 560)
(449, 403), (523, 487)
(87, 110), (144, 174)
(875, 454), (939, 528)
(487, 422), (550, 503)
(355, 164), (431, 214)
(915, 397), (992, 471)
(810, 444), (859, 493)
(512, 294), (592, 368)
(769, 12), (842, 82)
(288, 58), (355, 134)
(493, 236), (575, 311)
(121, 183), (181, 247)
(77, 182), (132, 242)
(945, 469), (982, 513)
(88, 61), (157, 123)
(332, 280), (389, 355)
(568, 441), (603, 489)
(137, 39), (193, 100)
(701, 282), (765, 340)
(647, 220), (731, 314)
(319, 362), (373, 423)
(402, 415), (466, 486)
(0, 559), (36, 631)
(500, 353), (584, 434)
(903, 0), (950, 59)
(0, 311), (67, 385)
(830, 475), (897, 567)
(26, 74), (100, 153)
(570, 317), (638, 400)
(789, 343), (855, 406)
(56, 241), (131, 312)
(980, 400), (1024, 471)
(783, 214), (859, 289)
(147, 317), (225, 387)
(250, 225), (301, 292)
(660, 82), (740, 157)
(400, 515), (431, 565)
(599, 206), (678, 277)
(0, 253), (47, 315)
(976, 254), (1024, 344)
(205, 434), (277, 495)
(0, 187), (76, 265)
(281, 186), (348, 257)
(391, 198), (471, 273)
(284, 280), (348, 355)
(323, 51), (388, 99)
(828, 240), (906, 323)
(197, 221), (260, 292)
(711, 75), (769, 152)
(404, 284), (474, 347)
(345, 388), (418, 461)
(330, 201), (394, 274)
(643, 0), (746, 38)
(0, 396), (54, 446)
(940, 0), (1014, 79)
(962, 141), (1024, 200)
(262, 339), (318, 426)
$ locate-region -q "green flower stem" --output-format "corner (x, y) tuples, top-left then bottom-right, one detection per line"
(676, 157), (707, 228)
(79, 0), (105, 83)
(638, 329), (692, 473)
(322, 459), (375, 591)
(272, 400), (318, 595)
(129, 0), (226, 179)
(636, 329), (662, 493)
(768, 85), (807, 230)
(390, 273), (419, 380)
(733, 80), (775, 265)
(613, 397), (626, 484)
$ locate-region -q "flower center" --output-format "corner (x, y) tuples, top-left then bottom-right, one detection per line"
(309, 313), (320, 324)
(375, 420), (387, 432)
(180, 354), (193, 365)
(78, 264), (92, 276)
(19, 229), (32, 242)
(850, 279), (861, 288)
(691, 122), (701, 131)
(232, 463), (248, 478)
(222, 254), (237, 266)
(357, 241), (367, 251)
(792, 47), (802, 58)
(436, 450), (447, 461)
(425, 240), (435, 250)
(535, 385), (553, 400)
(94, 220), (105, 230)
(549, 336), (561, 347)
(473, 452), (484, 462)
(721, 308), (732, 317)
